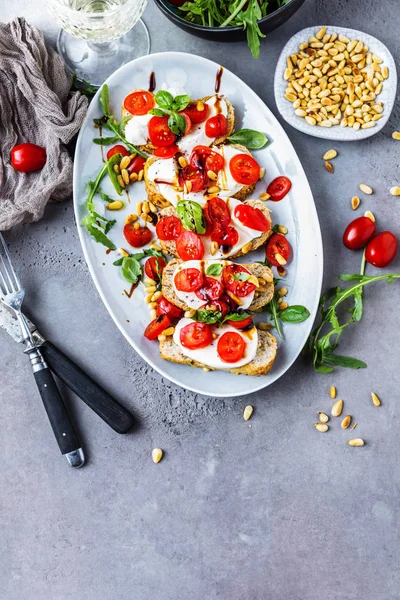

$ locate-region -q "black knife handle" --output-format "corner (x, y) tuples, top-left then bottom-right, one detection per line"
(40, 341), (135, 434)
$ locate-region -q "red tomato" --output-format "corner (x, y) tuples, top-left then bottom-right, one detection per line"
(229, 154), (260, 185)
(176, 231), (205, 260)
(190, 146), (224, 174)
(211, 225), (239, 248)
(156, 296), (183, 319)
(174, 268), (204, 292)
(124, 90), (154, 115)
(204, 197), (231, 229)
(267, 176), (292, 201)
(178, 165), (206, 192)
(266, 233), (291, 267)
(365, 231), (398, 268)
(205, 114), (228, 138)
(343, 216), (376, 250)
(10, 143), (46, 173)
(127, 156), (146, 175)
(144, 314), (171, 340)
(234, 204), (270, 232)
(182, 113), (192, 135)
(154, 145), (179, 159)
(204, 300), (230, 318)
(123, 224), (152, 248)
(217, 331), (245, 363)
(148, 116), (176, 147)
(180, 321), (213, 350)
(195, 277), (223, 302)
(226, 315), (254, 329)
(182, 102), (209, 123)
(106, 145), (129, 161)
(156, 216), (182, 241)
(222, 264), (255, 298)
(144, 256), (167, 281)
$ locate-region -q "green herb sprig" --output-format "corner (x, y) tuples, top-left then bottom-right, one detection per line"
(81, 164), (117, 250)
(113, 248), (167, 285)
(149, 90), (191, 135)
(177, 200), (206, 234)
(227, 129), (268, 149)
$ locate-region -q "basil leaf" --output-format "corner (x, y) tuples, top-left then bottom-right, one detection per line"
(206, 263), (223, 277)
(194, 309), (222, 324)
(100, 84), (110, 116)
(177, 200), (206, 234)
(279, 305), (310, 323)
(121, 257), (141, 284)
(168, 112), (187, 135)
(92, 136), (120, 145)
(149, 108), (168, 117)
(227, 128), (268, 149)
(107, 153), (124, 196)
(172, 94), (191, 112)
(233, 272), (250, 282)
(155, 90), (174, 110)
(222, 312), (251, 323)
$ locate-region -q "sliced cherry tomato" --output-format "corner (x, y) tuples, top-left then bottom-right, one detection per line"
(206, 299), (230, 318)
(343, 216), (376, 250)
(182, 113), (192, 135)
(266, 233), (291, 267)
(190, 146), (224, 174)
(178, 165), (206, 192)
(211, 225), (239, 248)
(156, 216), (182, 241)
(154, 144), (179, 159)
(204, 197), (231, 229)
(222, 264), (255, 298)
(176, 231), (205, 260)
(11, 143), (46, 173)
(195, 277), (223, 302)
(156, 296), (183, 319)
(127, 156), (146, 175)
(267, 176), (292, 201)
(230, 154), (260, 185)
(180, 321), (213, 350)
(234, 204), (270, 232)
(205, 114), (228, 138)
(123, 224), (152, 248)
(174, 268), (204, 292)
(182, 102), (209, 124)
(226, 315), (254, 329)
(144, 314), (171, 340)
(148, 116), (176, 147)
(217, 331), (245, 363)
(144, 256), (167, 281)
(106, 145), (129, 161)
(365, 231), (398, 268)
(124, 90), (155, 115)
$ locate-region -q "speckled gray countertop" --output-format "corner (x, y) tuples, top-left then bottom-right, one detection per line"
(1, 1), (400, 599)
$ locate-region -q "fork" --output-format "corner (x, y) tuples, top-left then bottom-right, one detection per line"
(0, 234), (85, 468)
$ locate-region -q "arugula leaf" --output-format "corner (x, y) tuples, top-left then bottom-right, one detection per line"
(227, 129), (268, 149)
(177, 200), (206, 234)
(168, 112), (187, 135)
(71, 74), (97, 97)
(206, 263), (223, 277)
(100, 191), (115, 204)
(107, 153), (124, 196)
(121, 256), (142, 284)
(279, 305), (310, 323)
(194, 309), (222, 324)
(92, 136), (120, 145)
(237, 0), (266, 59)
(155, 90), (174, 110)
(100, 84), (110, 116)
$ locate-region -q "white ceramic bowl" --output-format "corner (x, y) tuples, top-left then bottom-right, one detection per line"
(274, 25), (397, 141)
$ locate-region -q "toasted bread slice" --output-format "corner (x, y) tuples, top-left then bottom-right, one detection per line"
(162, 260), (274, 311)
(159, 329), (277, 376)
(157, 199), (272, 260)
(144, 143), (256, 210)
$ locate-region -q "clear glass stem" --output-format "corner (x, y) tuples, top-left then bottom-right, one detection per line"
(87, 39), (120, 54)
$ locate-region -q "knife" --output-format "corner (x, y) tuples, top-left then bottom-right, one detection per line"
(0, 302), (135, 434)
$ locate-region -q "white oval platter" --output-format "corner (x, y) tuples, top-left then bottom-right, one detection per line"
(74, 52), (323, 398)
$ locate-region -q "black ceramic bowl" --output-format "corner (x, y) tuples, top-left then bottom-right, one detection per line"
(153, 0), (306, 43)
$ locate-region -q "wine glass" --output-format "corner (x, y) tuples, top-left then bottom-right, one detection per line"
(46, 0), (150, 88)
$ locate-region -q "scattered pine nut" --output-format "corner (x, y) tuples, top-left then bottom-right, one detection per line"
(197, 100), (205, 112)
(118, 248), (130, 257)
(319, 412), (329, 423)
(277, 266), (287, 277)
(315, 423), (329, 432)
(157, 334), (166, 342)
(359, 183), (373, 195)
(120, 156), (131, 170)
(258, 322), (272, 331)
(207, 170), (218, 180)
(125, 214), (138, 224)
(392, 131), (400, 140)
(150, 309), (157, 320)
(150, 243), (162, 251)
(133, 222), (141, 230)
(210, 241), (219, 256)
(351, 196), (360, 210)
(136, 202), (142, 215)
(130, 172), (138, 182)
(148, 302), (157, 310)
(331, 399), (343, 417)
(185, 180), (192, 193)
(348, 438), (365, 447)
(151, 291), (162, 302)
(323, 149), (337, 160)
(142, 201), (150, 214)
(259, 167), (266, 179)
(149, 202), (157, 213)
(106, 200), (124, 210)
(145, 293), (153, 304)
(121, 168), (130, 185)
(325, 161), (334, 173)
(117, 175), (125, 188)
(207, 185), (220, 194)
(152, 448), (163, 463)
(364, 210), (375, 222)
(275, 253), (287, 266)
(178, 156), (187, 168)
(279, 301), (289, 310)
(351, 422), (358, 431)
(371, 392), (381, 406)
(241, 241), (253, 254)
(144, 286), (157, 294)
(390, 186), (400, 196)
(227, 291), (243, 306)
(138, 169), (144, 182)
(163, 327), (175, 337)
(341, 415), (351, 429)
(113, 164), (120, 174)
(184, 309), (196, 318)
(259, 192), (270, 201)
(278, 287), (288, 297)
(129, 153), (137, 160)
(277, 225), (288, 235)
(243, 405), (253, 421)
(330, 386), (337, 399)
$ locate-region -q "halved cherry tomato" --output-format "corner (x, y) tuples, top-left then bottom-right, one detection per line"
(217, 331), (245, 363)
(230, 154), (260, 185)
(195, 277), (223, 302)
(267, 176), (292, 201)
(204, 197), (231, 229)
(182, 113), (192, 135)
(156, 216), (182, 241)
(144, 256), (167, 281)
(234, 204), (270, 232)
(11, 143), (47, 173)
(266, 233), (291, 266)
(176, 231), (205, 260)
(206, 299), (230, 318)
(182, 102), (209, 124)
(148, 116), (176, 147)
(190, 146), (224, 174)
(222, 264), (255, 298)
(180, 321), (213, 350)
(365, 231), (398, 268)
(154, 144), (179, 159)
(226, 315), (254, 329)
(156, 296), (183, 319)
(123, 224), (152, 248)
(144, 314), (171, 340)
(343, 216), (376, 250)
(211, 225), (239, 248)
(106, 145), (129, 161)
(174, 268), (204, 292)
(124, 90), (155, 116)
(178, 165), (206, 192)
(127, 156), (146, 175)
(205, 114), (228, 138)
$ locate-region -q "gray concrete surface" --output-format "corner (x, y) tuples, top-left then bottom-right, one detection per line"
(1, 1), (400, 598)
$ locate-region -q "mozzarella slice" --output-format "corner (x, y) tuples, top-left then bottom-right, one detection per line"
(125, 113), (153, 146)
(173, 318), (258, 369)
(178, 95), (229, 156)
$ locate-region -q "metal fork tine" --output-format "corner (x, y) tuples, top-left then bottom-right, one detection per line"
(0, 233), (20, 292)
(0, 252), (13, 294)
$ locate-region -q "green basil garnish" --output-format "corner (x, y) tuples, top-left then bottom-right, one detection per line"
(155, 90), (174, 110)
(279, 305), (310, 323)
(168, 112), (187, 135)
(177, 200), (206, 234)
(172, 94), (190, 112)
(107, 153), (124, 196)
(194, 309), (222, 324)
(121, 256), (142, 284)
(227, 129), (268, 149)
(233, 272), (251, 282)
(206, 263), (223, 277)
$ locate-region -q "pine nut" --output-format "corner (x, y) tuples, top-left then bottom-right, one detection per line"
(145, 294), (153, 303)
(390, 186), (400, 196)
(148, 302), (157, 310)
(121, 168), (130, 185)
(330, 386), (337, 399)
(364, 210), (375, 222)
(184, 309), (196, 318)
(359, 183), (373, 195)
(314, 423), (329, 432)
(279, 301), (288, 310)
(227, 291), (243, 306)
(106, 200), (124, 210)
(125, 214), (138, 224)
(259, 192), (270, 201)
(151, 291), (162, 301)
(150, 309), (157, 319)
(348, 438), (365, 447)
(275, 253), (287, 266)
(113, 164), (120, 174)
(150, 243), (162, 251)
(118, 248), (130, 257)
(210, 241), (219, 256)
(158, 334), (166, 342)
(136, 202), (142, 215)
(392, 131), (400, 140)
(207, 185), (220, 194)
(319, 412), (329, 423)
(323, 149), (337, 160)
(149, 202), (157, 213)
(152, 448), (163, 463)
(277, 266), (287, 277)
(178, 156), (187, 168)
(130, 172), (138, 182)
(163, 327), (175, 336)
(138, 169), (144, 182)
(120, 156), (131, 170)
(129, 153), (137, 160)
(117, 175), (125, 188)
(185, 180), (192, 193)
(351, 196), (360, 210)
(331, 399), (343, 417)
(207, 170), (218, 180)
(142, 213), (153, 223)
(278, 287), (288, 297)
(258, 322), (272, 331)
(142, 201), (150, 214)
(371, 392), (381, 406)
(144, 286), (157, 293)
(133, 222), (141, 230)
(341, 415), (351, 429)
(243, 405), (253, 421)
(325, 161), (334, 173)
(259, 167), (266, 179)
(197, 100), (205, 112)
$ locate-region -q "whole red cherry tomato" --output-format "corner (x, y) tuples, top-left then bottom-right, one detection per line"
(11, 143), (47, 173)
(182, 102), (208, 123)
(205, 114), (228, 138)
(343, 216), (376, 250)
(267, 176), (292, 201)
(365, 231), (398, 268)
